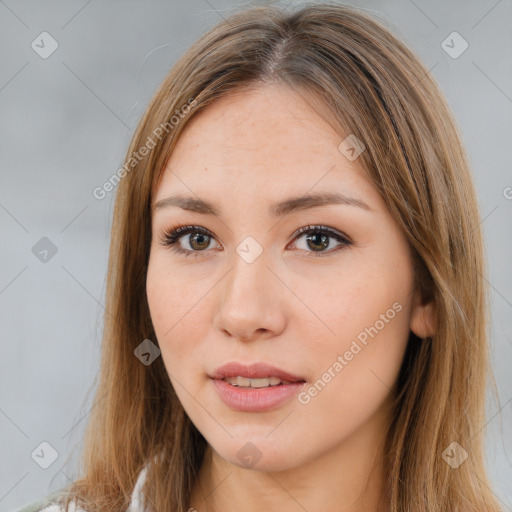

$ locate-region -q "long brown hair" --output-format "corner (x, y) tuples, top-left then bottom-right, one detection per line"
(58, 3), (502, 511)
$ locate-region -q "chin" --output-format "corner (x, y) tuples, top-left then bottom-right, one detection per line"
(212, 436), (306, 473)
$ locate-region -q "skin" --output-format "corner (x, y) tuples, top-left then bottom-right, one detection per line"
(146, 83), (436, 512)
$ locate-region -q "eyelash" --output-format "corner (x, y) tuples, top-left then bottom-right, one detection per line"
(158, 224), (353, 259)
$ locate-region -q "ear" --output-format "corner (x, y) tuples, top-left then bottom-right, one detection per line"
(409, 288), (437, 339)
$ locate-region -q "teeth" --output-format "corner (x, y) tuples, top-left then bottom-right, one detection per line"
(224, 376), (293, 387)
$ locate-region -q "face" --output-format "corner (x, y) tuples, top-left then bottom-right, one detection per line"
(146, 84), (434, 472)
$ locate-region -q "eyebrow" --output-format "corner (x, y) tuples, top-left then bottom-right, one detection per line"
(152, 192), (371, 217)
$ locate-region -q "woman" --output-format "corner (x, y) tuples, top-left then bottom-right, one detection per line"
(19, 3), (503, 511)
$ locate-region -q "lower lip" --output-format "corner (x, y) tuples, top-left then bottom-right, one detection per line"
(211, 378), (306, 412)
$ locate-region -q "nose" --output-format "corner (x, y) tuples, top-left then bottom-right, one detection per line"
(213, 247), (287, 342)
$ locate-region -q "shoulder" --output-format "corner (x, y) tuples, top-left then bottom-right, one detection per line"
(13, 496), (86, 512)
(14, 464), (149, 512)
(12, 466), (148, 512)
(15, 505), (65, 512)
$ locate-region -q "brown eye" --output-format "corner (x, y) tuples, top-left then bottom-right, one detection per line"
(290, 225), (352, 257)
(159, 224), (352, 259)
(187, 232), (212, 251)
(159, 225), (220, 258)
(305, 232), (330, 252)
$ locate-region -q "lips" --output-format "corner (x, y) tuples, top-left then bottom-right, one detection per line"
(210, 362), (306, 383)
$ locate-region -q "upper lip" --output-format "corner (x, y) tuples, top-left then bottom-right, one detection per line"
(210, 362), (306, 382)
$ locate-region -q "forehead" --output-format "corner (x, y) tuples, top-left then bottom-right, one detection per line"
(171, 85), (339, 160)
(154, 84), (375, 206)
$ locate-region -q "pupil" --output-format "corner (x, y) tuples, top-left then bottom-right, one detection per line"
(307, 233), (328, 251)
(190, 233), (209, 250)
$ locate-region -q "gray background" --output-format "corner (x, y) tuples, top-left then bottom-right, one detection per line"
(0, 0), (511, 510)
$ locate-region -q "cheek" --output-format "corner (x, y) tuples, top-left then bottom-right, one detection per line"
(146, 253), (217, 387)
(305, 291), (410, 397)
(296, 256), (413, 407)
(146, 256), (195, 359)
(294, 255), (411, 351)
(294, 298), (411, 448)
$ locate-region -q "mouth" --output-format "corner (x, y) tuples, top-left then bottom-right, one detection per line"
(209, 361), (307, 411)
(220, 375), (304, 388)
(209, 361), (307, 386)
